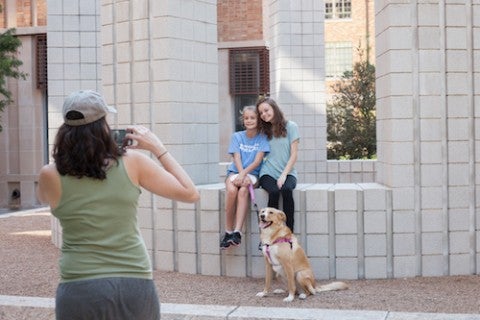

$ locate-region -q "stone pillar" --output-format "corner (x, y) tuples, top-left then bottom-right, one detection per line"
(101, 0), (219, 185)
(376, 0), (479, 277)
(266, 0), (327, 183)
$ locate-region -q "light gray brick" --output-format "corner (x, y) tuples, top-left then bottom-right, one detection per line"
(421, 232), (442, 255)
(200, 209), (221, 232)
(393, 256), (417, 278)
(309, 258), (330, 280)
(177, 231), (196, 253)
(450, 254), (471, 275)
(306, 212), (329, 234)
(176, 210), (196, 231)
(251, 256), (267, 278)
(449, 208), (471, 231)
(364, 257), (387, 279)
(360, 183), (388, 211)
(364, 211), (387, 233)
(334, 184), (360, 211)
(155, 230), (174, 251)
(200, 254), (221, 276)
(198, 185), (222, 210)
(305, 185), (332, 211)
(393, 233), (416, 255)
(336, 235), (357, 257)
(155, 251), (174, 271)
(335, 211), (357, 234)
(306, 234), (329, 257)
(393, 211), (415, 233)
(365, 234), (387, 256)
(421, 210), (443, 232)
(200, 232), (219, 254)
(421, 255), (444, 276)
(336, 258), (358, 280)
(177, 253), (197, 274)
(449, 231), (470, 254)
(225, 255), (247, 277)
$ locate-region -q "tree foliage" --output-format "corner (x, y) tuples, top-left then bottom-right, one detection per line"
(0, 27), (27, 132)
(327, 49), (376, 159)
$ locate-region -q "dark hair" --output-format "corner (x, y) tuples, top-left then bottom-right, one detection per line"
(256, 97), (287, 139)
(53, 117), (125, 180)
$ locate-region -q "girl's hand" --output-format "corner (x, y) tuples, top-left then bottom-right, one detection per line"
(277, 174), (286, 189)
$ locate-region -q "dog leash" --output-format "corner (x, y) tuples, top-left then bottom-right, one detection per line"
(248, 184), (260, 217)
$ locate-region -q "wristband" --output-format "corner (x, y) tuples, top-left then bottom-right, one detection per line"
(157, 150), (168, 160)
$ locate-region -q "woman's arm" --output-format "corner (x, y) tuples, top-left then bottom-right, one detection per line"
(37, 164), (62, 209)
(124, 126), (200, 203)
(277, 139), (299, 188)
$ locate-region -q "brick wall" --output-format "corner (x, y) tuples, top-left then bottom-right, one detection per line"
(217, 0), (263, 42)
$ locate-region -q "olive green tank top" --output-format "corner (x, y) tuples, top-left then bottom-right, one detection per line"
(52, 157), (151, 282)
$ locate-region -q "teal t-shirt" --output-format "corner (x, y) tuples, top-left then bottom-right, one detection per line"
(52, 158), (151, 282)
(260, 120), (300, 179)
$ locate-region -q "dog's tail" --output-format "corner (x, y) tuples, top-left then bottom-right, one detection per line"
(316, 281), (349, 292)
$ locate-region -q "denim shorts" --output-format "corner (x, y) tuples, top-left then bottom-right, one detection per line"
(55, 277), (160, 320)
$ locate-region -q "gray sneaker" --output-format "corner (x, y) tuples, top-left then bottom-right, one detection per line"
(220, 232), (232, 249)
(229, 231), (241, 246)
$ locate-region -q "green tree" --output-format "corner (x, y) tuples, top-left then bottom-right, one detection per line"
(327, 48), (376, 159)
(0, 24), (28, 132)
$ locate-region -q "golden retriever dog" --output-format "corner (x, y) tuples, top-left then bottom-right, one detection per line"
(256, 207), (348, 302)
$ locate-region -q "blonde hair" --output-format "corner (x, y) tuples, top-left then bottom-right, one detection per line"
(239, 105), (258, 124)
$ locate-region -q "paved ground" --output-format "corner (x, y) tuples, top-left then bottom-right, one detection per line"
(1, 207), (480, 319)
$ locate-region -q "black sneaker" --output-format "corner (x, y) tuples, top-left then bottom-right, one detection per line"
(220, 232), (232, 249)
(229, 231), (241, 246)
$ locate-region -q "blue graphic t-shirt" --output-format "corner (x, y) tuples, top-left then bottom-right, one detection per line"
(227, 131), (270, 177)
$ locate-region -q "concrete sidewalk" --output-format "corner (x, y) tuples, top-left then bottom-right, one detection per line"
(1, 294), (479, 320)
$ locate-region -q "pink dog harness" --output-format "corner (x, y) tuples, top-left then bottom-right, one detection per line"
(264, 237), (293, 265)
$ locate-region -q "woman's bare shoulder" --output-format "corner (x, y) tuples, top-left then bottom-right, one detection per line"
(39, 163), (58, 177)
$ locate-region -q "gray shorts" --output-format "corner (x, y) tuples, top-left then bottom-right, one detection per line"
(56, 277), (160, 320)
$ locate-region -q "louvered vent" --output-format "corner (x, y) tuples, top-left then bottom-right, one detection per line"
(229, 47), (269, 96)
(35, 34), (47, 90)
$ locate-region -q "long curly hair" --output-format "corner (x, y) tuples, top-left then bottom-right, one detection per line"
(256, 97), (287, 139)
(52, 117), (125, 180)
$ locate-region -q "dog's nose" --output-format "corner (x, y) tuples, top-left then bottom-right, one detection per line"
(259, 214), (265, 219)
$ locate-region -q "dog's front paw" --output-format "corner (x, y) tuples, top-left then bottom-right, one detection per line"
(256, 291), (267, 298)
(283, 294), (294, 302)
(298, 293), (307, 300)
(273, 289), (285, 294)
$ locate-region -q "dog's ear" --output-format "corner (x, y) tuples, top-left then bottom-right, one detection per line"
(274, 209), (287, 223)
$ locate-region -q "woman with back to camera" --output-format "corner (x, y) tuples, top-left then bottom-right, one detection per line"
(37, 89), (199, 320)
(256, 97), (300, 233)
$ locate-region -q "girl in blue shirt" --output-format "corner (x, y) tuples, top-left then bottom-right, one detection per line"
(221, 105), (270, 249)
(256, 97), (300, 232)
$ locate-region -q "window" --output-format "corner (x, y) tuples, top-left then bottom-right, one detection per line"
(229, 47), (269, 96)
(229, 47), (269, 131)
(325, 42), (353, 78)
(325, 0), (351, 19)
(35, 34), (48, 91)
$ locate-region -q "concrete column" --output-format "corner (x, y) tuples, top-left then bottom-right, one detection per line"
(101, 0), (219, 185)
(375, 0), (479, 277)
(266, 0), (327, 183)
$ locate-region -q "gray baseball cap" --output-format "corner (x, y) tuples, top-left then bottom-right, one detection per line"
(63, 90), (117, 126)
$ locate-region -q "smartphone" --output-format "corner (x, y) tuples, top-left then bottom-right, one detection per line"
(111, 129), (132, 149)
